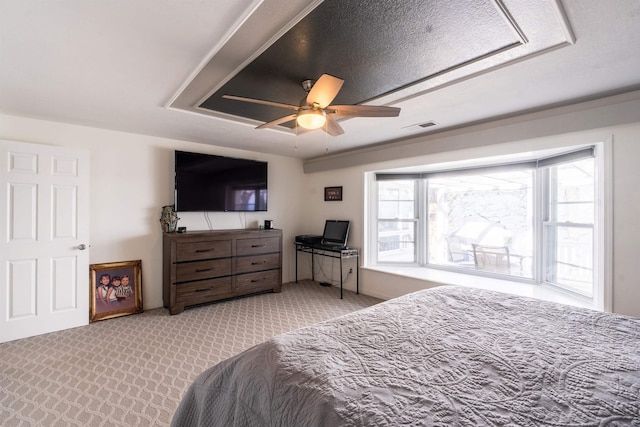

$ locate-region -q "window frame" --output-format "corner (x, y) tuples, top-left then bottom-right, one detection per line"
(375, 177), (419, 264)
(541, 157), (596, 297)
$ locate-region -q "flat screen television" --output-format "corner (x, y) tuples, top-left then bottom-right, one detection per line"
(174, 150), (267, 212)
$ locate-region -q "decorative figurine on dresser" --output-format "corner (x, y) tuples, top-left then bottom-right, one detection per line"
(163, 228), (282, 314)
(159, 205), (180, 233)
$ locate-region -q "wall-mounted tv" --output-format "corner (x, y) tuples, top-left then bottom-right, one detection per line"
(174, 150), (267, 212)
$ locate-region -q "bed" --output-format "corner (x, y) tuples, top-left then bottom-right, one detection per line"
(172, 286), (640, 426)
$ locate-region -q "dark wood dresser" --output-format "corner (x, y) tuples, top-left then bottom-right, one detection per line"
(163, 229), (282, 315)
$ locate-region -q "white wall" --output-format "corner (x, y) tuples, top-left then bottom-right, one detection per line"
(0, 113), (306, 310)
(292, 172), (363, 290)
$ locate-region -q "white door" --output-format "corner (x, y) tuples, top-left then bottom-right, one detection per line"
(0, 140), (90, 343)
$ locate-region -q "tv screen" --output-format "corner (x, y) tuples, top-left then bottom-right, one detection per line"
(175, 151), (267, 212)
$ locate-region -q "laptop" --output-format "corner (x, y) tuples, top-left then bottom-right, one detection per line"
(320, 220), (350, 248)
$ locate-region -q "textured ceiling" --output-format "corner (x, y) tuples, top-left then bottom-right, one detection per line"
(200, 0), (520, 128)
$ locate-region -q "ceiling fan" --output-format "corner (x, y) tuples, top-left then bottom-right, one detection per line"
(222, 74), (401, 136)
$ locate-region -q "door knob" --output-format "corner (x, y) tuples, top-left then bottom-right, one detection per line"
(78, 244), (87, 250)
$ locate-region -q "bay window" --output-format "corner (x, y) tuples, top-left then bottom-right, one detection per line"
(371, 145), (601, 300)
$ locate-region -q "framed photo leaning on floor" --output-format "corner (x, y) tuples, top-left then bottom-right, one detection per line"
(90, 259), (143, 323)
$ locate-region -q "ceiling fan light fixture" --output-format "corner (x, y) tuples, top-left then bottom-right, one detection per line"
(297, 109), (326, 129)
(223, 74), (399, 136)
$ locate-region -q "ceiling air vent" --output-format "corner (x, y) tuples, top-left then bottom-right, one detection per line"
(418, 121), (437, 128)
(403, 121), (437, 131)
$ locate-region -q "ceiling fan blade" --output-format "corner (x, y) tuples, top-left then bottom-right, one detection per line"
(256, 114), (298, 129)
(307, 74), (344, 108)
(222, 95), (300, 111)
(323, 115), (345, 136)
(327, 105), (401, 117)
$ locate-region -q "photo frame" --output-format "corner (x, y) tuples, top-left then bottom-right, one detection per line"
(90, 260), (143, 323)
(324, 186), (343, 201)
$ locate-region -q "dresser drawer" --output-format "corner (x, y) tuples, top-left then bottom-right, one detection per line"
(176, 240), (232, 262)
(176, 258), (231, 283)
(235, 253), (280, 274)
(236, 237), (280, 256)
(176, 277), (232, 303)
(235, 270), (280, 293)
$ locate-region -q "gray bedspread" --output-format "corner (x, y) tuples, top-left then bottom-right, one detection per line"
(172, 286), (640, 426)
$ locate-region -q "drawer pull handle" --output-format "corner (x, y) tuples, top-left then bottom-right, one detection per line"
(195, 249), (213, 253)
(196, 268), (213, 272)
(251, 244), (267, 248)
(251, 260), (267, 265)
(251, 278), (266, 283)
(195, 287), (214, 292)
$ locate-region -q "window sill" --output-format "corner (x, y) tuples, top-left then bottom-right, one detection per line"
(365, 265), (596, 310)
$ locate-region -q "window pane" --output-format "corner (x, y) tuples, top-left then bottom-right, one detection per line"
(378, 221), (415, 262)
(378, 181), (416, 219)
(427, 170), (534, 278)
(545, 157), (595, 296)
(377, 180), (417, 263)
(549, 158), (594, 223)
(544, 225), (593, 296)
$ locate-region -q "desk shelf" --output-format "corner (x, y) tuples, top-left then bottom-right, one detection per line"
(295, 243), (359, 298)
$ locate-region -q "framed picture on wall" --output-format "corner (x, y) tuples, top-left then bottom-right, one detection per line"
(90, 260), (143, 323)
(324, 186), (343, 201)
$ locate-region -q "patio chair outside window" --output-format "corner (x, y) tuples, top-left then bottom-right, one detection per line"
(472, 244), (511, 274)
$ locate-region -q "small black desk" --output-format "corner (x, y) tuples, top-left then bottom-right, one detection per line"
(295, 243), (359, 299)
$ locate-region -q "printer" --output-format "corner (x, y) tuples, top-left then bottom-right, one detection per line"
(295, 235), (322, 245)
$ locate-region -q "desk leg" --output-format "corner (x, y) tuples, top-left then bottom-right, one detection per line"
(356, 255), (359, 295)
(311, 249), (315, 282)
(340, 255), (343, 299)
(295, 246), (298, 283)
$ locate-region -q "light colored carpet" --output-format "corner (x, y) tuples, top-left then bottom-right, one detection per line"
(0, 280), (381, 427)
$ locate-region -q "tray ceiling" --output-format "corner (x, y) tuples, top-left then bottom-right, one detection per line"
(171, 0), (572, 133)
